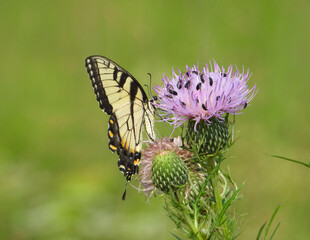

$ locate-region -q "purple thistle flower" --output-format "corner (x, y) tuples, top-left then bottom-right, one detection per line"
(153, 61), (257, 128)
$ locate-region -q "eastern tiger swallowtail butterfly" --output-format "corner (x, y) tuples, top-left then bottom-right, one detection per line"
(85, 55), (156, 183)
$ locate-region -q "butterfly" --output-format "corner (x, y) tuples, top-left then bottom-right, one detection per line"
(85, 55), (156, 184)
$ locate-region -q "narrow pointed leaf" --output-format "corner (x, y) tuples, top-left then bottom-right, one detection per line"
(264, 205), (280, 240)
(256, 222), (266, 240)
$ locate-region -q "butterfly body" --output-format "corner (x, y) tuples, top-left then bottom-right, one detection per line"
(85, 55), (155, 181)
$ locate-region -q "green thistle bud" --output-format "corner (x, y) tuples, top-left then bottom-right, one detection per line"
(185, 117), (230, 155)
(178, 161), (212, 204)
(151, 151), (188, 193)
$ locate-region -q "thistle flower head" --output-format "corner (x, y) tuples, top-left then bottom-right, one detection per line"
(139, 137), (193, 198)
(153, 61), (257, 128)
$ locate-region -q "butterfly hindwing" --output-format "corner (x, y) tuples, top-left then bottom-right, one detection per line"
(85, 55), (155, 181)
(107, 113), (121, 154)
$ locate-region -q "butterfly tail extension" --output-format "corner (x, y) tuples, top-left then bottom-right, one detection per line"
(118, 150), (141, 181)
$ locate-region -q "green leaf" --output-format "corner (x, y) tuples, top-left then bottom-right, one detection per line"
(264, 205), (280, 240)
(217, 183), (243, 225)
(269, 222), (280, 240)
(256, 222), (266, 240)
(267, 154), (310, 168)
(195, 164), (220, 205)
(171, 233), (183, 240)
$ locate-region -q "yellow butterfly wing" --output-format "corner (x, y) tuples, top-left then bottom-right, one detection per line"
(85, 55), (155, 181)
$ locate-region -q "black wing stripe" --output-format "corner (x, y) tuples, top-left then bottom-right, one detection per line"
(113, 67), (119, 81)
(95, 86), (111, 112)
(130, 81), (139, 141)
(91, 55), (148, 102)
(86, 58), (113, 114)
(119, 72), (129, 88)
(130, 81), (139, 101)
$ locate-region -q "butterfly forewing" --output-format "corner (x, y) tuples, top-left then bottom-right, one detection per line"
(85, 55), (155, 181)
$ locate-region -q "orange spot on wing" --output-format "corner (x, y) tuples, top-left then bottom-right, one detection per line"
(108, 131), (113, 138)
(134, 159), (140, 165)
(109, 144), (117, 151)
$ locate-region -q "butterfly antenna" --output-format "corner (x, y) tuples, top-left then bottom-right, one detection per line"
(144, 84), (151, 98)
(122, 182), (128, 201)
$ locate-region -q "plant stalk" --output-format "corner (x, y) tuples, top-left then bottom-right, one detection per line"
(212, 161), (230, 239)
(183, 211), (204, 240)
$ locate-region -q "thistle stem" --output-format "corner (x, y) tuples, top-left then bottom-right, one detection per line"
(183, 211), (204, 240)
(212, 168), (230, 239)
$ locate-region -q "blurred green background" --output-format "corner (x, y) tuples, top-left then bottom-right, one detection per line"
(1, 0), (309, 239)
